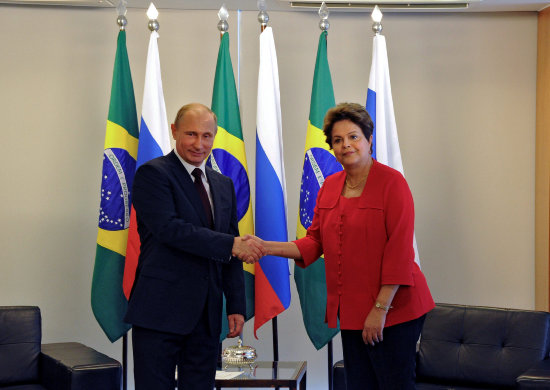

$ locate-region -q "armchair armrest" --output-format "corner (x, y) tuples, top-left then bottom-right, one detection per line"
(517, 359), (550, 389)
(40, 342), (121, 390)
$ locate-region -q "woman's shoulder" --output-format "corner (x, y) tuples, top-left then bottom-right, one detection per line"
(372, 160), (407, 183)
(324, 170), (345, 184)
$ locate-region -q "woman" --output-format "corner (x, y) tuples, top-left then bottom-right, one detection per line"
(250, 103), (434, 389)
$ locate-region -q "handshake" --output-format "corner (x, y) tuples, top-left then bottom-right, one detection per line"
(232, 235), (266, 264)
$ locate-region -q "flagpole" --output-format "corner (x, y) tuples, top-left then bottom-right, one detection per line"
(115, 8), (130, 390)
(216, 5), (229, 361)
(217, 4), (228, 39)
(315, 5), (337, 389)
(371, 4), (383, 35)
(258, 2), (269, 33)
(115, 7), (130, 389)
(122, 335), (127, 390)
(257, 0), (279, 363)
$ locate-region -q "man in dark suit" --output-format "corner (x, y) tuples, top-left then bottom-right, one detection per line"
(125, 103), (263, 390)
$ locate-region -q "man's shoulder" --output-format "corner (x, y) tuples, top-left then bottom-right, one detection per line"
(138, 152), (176, 172)
(206, 166), (233, 185)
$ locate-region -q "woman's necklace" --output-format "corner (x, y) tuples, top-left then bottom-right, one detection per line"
(345, 159), (373, 190)
(345, 175), (368, 189)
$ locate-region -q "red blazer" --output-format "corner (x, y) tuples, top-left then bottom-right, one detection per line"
(294, 160), (434, 330)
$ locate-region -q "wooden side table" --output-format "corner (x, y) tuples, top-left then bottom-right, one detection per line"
(215, 361), (307, 390)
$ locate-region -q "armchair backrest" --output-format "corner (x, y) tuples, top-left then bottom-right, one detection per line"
(417, 303), (550, 388)
(0, 306), (41, 386)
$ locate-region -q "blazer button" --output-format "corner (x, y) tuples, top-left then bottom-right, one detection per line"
(203, 276), (209, 280)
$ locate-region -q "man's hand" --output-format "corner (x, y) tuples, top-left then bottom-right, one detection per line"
(227, 314), (245, 338)
(232, 236), (266, 264)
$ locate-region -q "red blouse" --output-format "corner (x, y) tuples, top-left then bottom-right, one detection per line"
(294, 160), (434, 330)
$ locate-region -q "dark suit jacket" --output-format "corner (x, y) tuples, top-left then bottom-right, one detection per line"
(124, 151), (245, 337)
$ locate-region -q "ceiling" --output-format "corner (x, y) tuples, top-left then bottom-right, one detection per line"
(144, 0), (550, 12)
(1, 0), (549, 12)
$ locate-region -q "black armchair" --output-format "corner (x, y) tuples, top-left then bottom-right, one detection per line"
(0, 306), (121, 390)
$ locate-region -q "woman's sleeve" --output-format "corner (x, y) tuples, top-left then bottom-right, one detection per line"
(293, 186), (325, 268)
(380, 173), (415, 286)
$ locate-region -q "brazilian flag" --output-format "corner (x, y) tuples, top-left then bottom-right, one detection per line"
(91, 30), (138, 342)
(207, 32), (254, 338)
(294, 31), (341, 350)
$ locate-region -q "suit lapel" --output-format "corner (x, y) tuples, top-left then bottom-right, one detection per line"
(167, 151), (210, 227)
(206, 167), (229, 231)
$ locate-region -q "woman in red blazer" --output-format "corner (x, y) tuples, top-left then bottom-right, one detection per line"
(249, 103), (434, 389)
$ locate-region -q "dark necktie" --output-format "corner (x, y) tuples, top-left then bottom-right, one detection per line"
(191, 168), (213, 228)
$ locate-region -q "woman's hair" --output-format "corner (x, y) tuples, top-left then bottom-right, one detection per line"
(323, 102), (374, 149)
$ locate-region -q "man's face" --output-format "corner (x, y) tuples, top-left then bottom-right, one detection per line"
(171, 109), (217, 167)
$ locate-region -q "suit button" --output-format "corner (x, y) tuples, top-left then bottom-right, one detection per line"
(203, 276), (209, 280)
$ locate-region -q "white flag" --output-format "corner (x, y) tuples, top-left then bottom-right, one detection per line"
(366, 34), (420, 265)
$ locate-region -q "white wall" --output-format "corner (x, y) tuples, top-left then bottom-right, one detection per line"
(0, 5), (537, 390)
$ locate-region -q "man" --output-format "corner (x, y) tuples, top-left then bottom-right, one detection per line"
(125, 103), (263, 390)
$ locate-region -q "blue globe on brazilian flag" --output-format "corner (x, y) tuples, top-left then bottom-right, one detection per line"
(299, 147), (342, 229)
(209, 149), (250, 223)
(99, 148), (135, 231)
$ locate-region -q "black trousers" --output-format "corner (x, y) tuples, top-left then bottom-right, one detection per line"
(340, 315), (426, 390)
(132, 307), (219, 390)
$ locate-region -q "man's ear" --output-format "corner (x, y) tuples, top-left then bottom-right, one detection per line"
(170, 123), (177, 138)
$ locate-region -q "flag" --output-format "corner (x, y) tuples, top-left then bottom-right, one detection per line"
(91, 30), (138, 342)
(207, 32), (255, 338)
(366, 33), (420, 264)
(254, 26), (291, 337)
(294, 31), (341, 350)
(122, 29), (171, 298)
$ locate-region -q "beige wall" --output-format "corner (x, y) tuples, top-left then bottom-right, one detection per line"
(0, 5), (537, 390)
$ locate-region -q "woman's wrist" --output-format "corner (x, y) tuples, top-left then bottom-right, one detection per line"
(374, 301), (393, 312)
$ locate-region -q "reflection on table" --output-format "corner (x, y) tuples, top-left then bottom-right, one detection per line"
(215, 361), (307, 390)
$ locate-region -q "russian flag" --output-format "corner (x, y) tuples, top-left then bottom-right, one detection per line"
(366, 33), (420, 265)
(123, 28), (171, 297)
(254, 26), (291, 337)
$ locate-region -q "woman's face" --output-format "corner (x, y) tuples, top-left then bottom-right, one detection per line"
(331, 119), (373, 169)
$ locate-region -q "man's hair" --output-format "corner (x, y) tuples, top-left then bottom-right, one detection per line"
(173, 103), (218, 128)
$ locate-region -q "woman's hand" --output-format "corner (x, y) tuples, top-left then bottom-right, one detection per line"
(362, 306), (387, 346)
